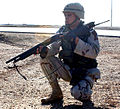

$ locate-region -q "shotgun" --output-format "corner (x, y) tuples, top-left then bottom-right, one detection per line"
(6, 20), (110, 64)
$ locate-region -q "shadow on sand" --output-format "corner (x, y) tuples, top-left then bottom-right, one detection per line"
(42, 100), (106, 109)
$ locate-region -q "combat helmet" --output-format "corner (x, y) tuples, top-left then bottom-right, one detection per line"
(63, 3), (84, 19)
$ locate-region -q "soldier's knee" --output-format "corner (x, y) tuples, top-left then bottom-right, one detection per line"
(70, 80), (92, 101)
(56, 64), (72, 82)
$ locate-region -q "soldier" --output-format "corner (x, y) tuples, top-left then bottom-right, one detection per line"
(37, 3), (100, 104)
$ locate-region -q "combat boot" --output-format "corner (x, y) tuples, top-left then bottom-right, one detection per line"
(41, 80), (63, 104)
(40, 57), (64, 104)
(82, 99), (94, 108)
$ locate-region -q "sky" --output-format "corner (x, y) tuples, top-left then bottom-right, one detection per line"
(0, 0), (120, 27)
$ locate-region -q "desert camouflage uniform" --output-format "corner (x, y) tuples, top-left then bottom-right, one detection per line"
(40, 21), (100, 103)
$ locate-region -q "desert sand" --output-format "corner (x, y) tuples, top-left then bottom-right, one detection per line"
(0, 33), (120, 109)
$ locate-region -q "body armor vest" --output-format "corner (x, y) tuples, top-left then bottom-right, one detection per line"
(59, 21), (98, 69)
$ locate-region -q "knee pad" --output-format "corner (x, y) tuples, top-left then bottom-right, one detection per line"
(71, 80), (92, 101)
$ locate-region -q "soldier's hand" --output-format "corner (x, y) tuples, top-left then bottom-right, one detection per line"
(35, 46), (48, 59)
(36, 46), (43, 54)
(62, 31), (79, 44)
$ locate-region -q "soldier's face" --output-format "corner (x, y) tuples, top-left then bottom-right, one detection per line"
(64, 12), (76, 25)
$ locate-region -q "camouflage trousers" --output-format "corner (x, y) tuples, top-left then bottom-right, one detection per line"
(40, 56), (100, 101)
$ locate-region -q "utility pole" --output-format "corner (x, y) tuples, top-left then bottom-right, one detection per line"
(111, 0), (113, 27)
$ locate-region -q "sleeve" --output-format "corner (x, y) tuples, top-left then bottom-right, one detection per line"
(46, 40), (61, 57)
(74, 29), (100, 59)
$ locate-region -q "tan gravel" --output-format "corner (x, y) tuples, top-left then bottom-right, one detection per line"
(0, 33), (120, 109)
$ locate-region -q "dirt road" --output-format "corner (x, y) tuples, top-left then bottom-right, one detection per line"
(0, 33), (120, 109)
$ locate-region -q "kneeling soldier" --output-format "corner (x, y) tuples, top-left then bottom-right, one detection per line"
(37, 2), (100, 105)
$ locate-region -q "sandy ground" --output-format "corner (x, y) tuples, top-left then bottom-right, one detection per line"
(0, 33), (120, 109)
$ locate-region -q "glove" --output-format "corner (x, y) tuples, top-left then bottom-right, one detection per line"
(64, 31), (79, 50)
(35, 46), (48, 59)
(64, 31), (77, 42)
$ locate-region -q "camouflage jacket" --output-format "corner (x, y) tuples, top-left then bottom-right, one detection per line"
(45, 21), (100, 68)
